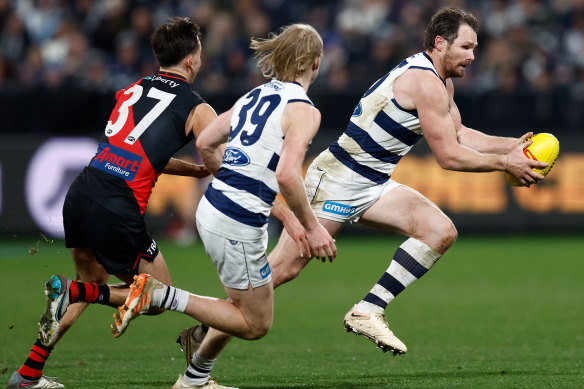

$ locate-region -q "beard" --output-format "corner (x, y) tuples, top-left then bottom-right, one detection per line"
(448, 65), (467, 78)
(442, 56), (470, 78)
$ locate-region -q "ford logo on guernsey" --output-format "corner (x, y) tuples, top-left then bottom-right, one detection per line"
(323, 201), (357, 216)
(89, 142), (142, 181)
(260, 263), (271, 279)
(223, 147), (250, 166)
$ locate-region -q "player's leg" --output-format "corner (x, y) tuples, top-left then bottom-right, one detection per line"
(12, 248), (111, 389)
(40, 196), (163, 346)
(171, 217), (339, 367)
(41, 247), (111, 345)
(358, 184), (457, 307)
(178, 327), (232, 386)
(110, 250), (172, 332)
(137, 251), (171, 285)
(38, 252), (143, 347)
(114, 239), (274, 340)
(176, 324), (209, 366)
(344, 184), (457, 353)
(113, 274), (269, 388)
(269, 217), (343, 288)
(173, 217), (341, 368)
(11, 186), (111, 388)
(118, 276), (273, 338)
(173, 283), (271, 388)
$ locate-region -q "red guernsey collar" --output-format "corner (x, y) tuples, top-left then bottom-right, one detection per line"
(157, 71), (187, 82)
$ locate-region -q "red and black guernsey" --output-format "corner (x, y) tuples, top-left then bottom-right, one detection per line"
(79, 72), (204, 215)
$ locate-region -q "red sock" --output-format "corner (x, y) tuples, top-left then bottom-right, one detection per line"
(69, 281), (110, 304)
(18, 340), (52, 380)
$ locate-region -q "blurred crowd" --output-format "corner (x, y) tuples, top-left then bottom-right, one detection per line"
(1, 0), (584, 96)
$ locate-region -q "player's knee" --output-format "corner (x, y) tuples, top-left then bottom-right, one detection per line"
(243, 321), (271, 340)
(284, 262), (303, 283)
(272, 261), (302, 288)
(424, 217), (457, 254)
(438, 220), (458, 252)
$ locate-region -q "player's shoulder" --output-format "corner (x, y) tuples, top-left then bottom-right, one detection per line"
(184, 86), (205, 102)
(263, 80), (312, 102)
(285, 98), (320, 124)
(192, 101), (217, 119)
(402, 68), (447, 96)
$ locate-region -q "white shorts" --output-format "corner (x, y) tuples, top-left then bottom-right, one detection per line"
(196, 219), (272, 290)
(304, 153), (401, 223)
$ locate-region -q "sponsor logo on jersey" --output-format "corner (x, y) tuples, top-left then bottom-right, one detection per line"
(90, 142), (142, 181)
(323, 201), (357, 216)
(260, 263), (271, 279)
(352, 102), (362, 117)
(223, 147), (250, 166)
(146, 75), (180, 88)
(266, 80), (284, 91)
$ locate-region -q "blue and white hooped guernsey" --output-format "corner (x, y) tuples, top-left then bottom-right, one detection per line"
(197, 80), (313, 241)
(327, 51), (444, 185)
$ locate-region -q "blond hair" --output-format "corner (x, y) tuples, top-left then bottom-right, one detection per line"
(250, 24), (323, 82)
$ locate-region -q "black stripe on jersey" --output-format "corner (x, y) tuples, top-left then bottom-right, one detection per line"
(345, 122), (403, 163)
(287, 99), (313, 106)
(204, 185), (268, 227)
(267, 153), (280, 172)
(328, 142), (390, 184)
(374, 110), (423, 146)
(390, 98), (418, 118)
(215, 168), (277, 204)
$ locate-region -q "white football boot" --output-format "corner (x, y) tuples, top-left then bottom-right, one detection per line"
(6, 371), (64, 388)
(343, 304), (407, 355)
(172, 375), (238, 389)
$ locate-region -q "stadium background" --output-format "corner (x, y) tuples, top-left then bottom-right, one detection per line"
(1, 2), (584, 388)
(1, 0), (584, 241)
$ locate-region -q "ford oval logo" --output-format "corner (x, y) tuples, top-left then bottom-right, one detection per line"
(223, 147), (250, 166)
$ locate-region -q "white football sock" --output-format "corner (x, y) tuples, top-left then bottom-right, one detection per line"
(183, 352), (216, 386)
(152, 285), (189, 313)
(359, 238), (441, 312)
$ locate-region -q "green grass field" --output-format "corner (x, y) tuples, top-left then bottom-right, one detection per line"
(1, 234), (583, 388)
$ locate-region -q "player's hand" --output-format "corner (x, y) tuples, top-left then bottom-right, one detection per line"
(518, 131), (534, 144)
(505, 140), (548, 186)
(306, 223), (337, 262)
(281, 213), (310, 258)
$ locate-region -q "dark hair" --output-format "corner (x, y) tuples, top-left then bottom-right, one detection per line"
(424, 7), (478, 51)
(150, 17), (202, 67)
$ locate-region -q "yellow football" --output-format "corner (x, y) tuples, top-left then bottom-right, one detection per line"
(505, 133), (559, 186)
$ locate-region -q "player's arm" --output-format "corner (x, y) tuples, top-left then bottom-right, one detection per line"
(195, 106), (235, 175)
(162, 157), (209, 178)
(448, 91), (530, 154)
(410, 71), (546, 185)
(271, 197), (310, 258)
(277, 102), (336, 261)
(161, 103), (219, 178)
